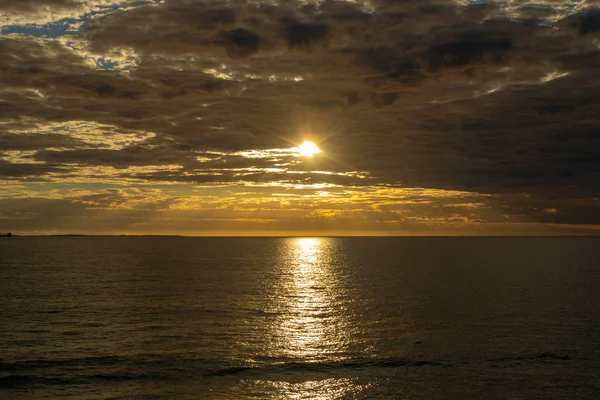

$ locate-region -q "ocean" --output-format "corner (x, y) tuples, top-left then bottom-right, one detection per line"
(0, 237), (599, 399)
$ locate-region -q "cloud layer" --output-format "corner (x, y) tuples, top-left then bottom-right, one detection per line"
(1, 0), (599, 234)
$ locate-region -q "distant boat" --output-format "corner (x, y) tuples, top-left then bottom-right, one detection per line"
(0, 232), (13, 237)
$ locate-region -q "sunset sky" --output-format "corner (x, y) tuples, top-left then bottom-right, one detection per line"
(1, 0), (599, 236)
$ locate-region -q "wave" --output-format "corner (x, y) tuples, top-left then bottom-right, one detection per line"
(0, 355), (128, 371)
(0, 373), (165, 388)
(210, 352), (575, 377)
(487, 352), (573, 363)
(208, 357), (454, 377)
(0, 352), (575, 388)
(0, 375), (71, 388)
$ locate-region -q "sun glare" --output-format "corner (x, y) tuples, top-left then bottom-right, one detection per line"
(298, 141), (322, 157)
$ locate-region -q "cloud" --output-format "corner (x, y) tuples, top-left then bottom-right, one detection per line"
(1, 184), (597, 235)
(0, 0), (156, 27)
(0, 0), (599, 233)
(220, 28), (260, 59)
(0, 0), (79, 13)
(0, 159), (65, 178)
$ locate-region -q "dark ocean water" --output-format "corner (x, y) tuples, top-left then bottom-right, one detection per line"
(0, 237), (599, 399)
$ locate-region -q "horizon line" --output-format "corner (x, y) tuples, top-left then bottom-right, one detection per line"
(3, 234), (600, 238)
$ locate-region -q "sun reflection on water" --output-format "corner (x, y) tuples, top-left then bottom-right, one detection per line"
(296, 237), (319, 274)
(249, 237), (367, 398)
(240, 378), (367, 400)
(270, 238), (351, 362)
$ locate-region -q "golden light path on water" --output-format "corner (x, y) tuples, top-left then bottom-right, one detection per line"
(241, 238), (371, 399)
(278, 238), (340, 360)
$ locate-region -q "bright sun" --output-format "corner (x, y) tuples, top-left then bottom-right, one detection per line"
(298, 141), (322, 157)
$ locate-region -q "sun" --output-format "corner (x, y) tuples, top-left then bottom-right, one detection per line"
(298, 141), (322, 157)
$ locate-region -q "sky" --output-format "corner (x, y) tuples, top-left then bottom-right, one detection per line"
(0, 0), (599, 236)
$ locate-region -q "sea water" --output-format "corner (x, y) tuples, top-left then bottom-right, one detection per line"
(1, 237), (599, 399)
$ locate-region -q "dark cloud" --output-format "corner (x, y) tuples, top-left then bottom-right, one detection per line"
(1, 0), (599, 232)
(220, 28), (260, 58)
(0, 159), (64, 178)
(33, 146), (186, 167)
(283, 22), (330, 49)
(84, 1), (241, 56)
(424, 39), (512, 72)
(579, 9), (600, 35)
(0, 132), (85, 150)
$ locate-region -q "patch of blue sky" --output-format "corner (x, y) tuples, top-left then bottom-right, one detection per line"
(96, 58), (123, 70)
(89, 55), (138, 71)
(466, 0), (582, 23)
(2, 18), (87, 38)
(526, 0), (582, 12)
(567, 0), (584, 11)
(465, 0), (582, 13)
(0, 0), (160, 38)
(50, 126), (69, 132)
